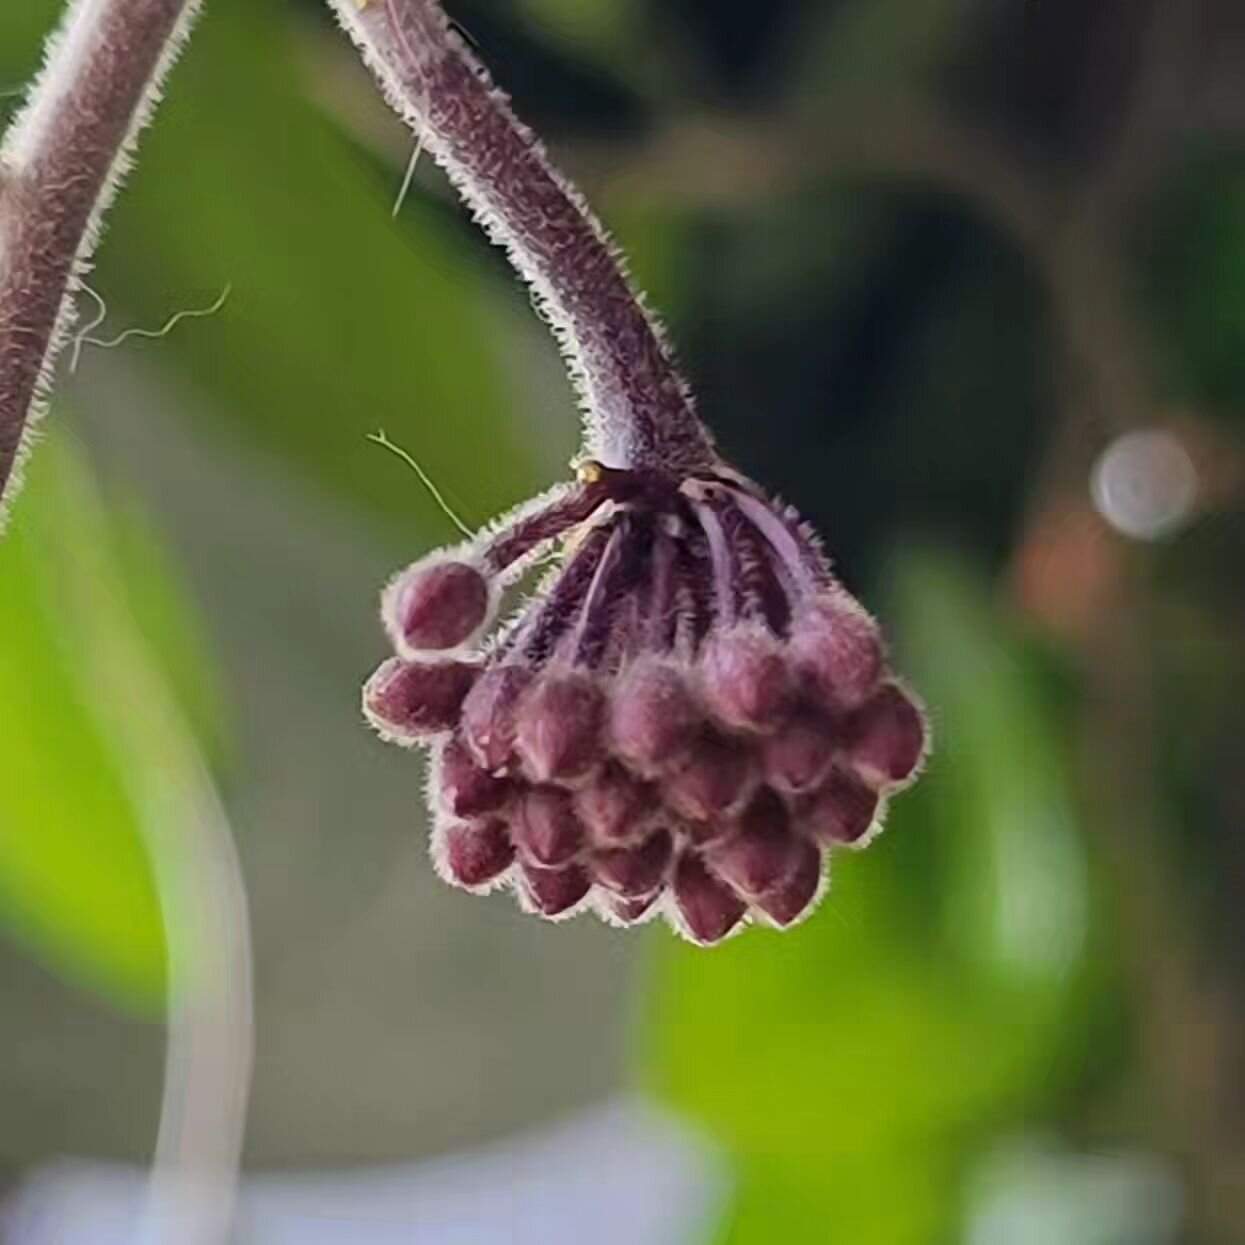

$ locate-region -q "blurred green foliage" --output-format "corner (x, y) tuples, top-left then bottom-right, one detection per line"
(0, 0), (561, 1016)
(4, 0), (546, 539)
(641, 549), (1099, 1244)
(0, 436), (222, 1012)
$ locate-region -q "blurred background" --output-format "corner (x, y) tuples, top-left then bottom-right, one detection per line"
(2, 0), (1245, 1241)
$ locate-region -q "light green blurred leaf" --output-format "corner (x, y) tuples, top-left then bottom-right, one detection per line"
(108, 497), (231, 770)
(889, 549), (1089, 990)
(108, 0), (544, 532)
(0, 6), (49, 63)
(0, 443), (163, 1008)
(640, 547), (1096, 1245)
(0, 436), (226, 1012)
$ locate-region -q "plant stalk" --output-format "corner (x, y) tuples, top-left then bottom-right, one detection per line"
(0, 0), (201, 525)
(324, 0), (718, 475)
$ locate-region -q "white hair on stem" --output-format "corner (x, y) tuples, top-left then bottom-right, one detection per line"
(0, 0), (203, 530)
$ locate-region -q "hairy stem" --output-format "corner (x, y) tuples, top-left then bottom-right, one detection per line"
(0, 0), (201, 526)
(325, 0), (717, 476)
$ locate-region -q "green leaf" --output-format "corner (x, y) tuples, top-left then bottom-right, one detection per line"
(3, 0), (547, 542)
(0, 436), (229, 1013)
(94, 0), (543, 536)
(0, 443), (164, 1008)
(887, 548), (1090, 993)
(107, 496), (231, 771)
(638, 547), (1096, 1244)
(717, 1154), (957, 1245)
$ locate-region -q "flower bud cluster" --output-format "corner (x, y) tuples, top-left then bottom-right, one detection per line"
(365, 462), (927, 944)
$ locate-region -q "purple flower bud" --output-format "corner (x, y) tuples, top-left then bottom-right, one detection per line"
(461, 665), (535, 772)
(369, 452), (927, 938)
(843, 683), (927, 788)
(435, 736), (512, 818)
(608, 892), (661, 926)
(705, 793), (800, 898)
(519, 861), (592, 916)
(362, 657), (477, 740)
(513, 787), (585, 866)
(516, 672), (605, 784)
(673, 853), (747, 945)
(790, 593), (883, 711)
(699, 626), (794, 733)
(666, 732), (757, 825)
(436, 818), (515, 890)
(608, 658), (701, 774)
(755, 839), (824, 927)
(384, 558), (493, 655)
(574, 763), (657, 846)
(760, 707), (836, 794)
(592, 829), (673, 897)
(795, 769), (880, 846)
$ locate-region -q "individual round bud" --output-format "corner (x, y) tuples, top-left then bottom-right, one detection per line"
(755, 839), (824, 927)
(519, 861), (592, 917)
(843, 683), (927, 788)
(789, 592), (883, 711)
(384, 557), (493, 655)
(435, 736), (512, 818)
(362, 657), (476, 740)
(682, 821), (734, 849)
(666, 732), (757, 825)
(672, 853), (747, 945)
(461, 665), (535, 772)
(435, 818), (514, 890)
(513, 787), (585, 867)
(706, 793), (800, 899)
(607, 891), (661, 926)
(574, 763), (657, 846)
(795, 769), (880, 846)
(698, 626), (795, 734)
(516, 672), (605, 784)
(609, 658), (701, 774)
(760, 707), (836, 795)
(592, 829), (673, 897)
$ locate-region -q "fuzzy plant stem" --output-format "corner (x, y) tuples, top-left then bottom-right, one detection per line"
(325, 0), (718, 476)
(0, 0), (201, 526)
(353, 1), (929, 943)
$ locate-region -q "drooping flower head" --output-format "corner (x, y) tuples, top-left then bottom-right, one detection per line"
(365, 460), (927, 944)
(340, 0), (928, 943)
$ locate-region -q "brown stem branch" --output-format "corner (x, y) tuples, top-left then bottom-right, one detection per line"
(0, 0), (202, 526)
